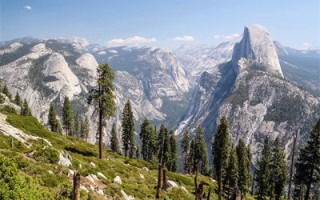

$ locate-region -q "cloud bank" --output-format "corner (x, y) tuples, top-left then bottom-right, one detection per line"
(107, 36), (157, 47)
(213, 33), (240, 40)
(173, 36), (194, 41)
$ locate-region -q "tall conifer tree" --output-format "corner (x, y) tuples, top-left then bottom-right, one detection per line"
(74, 114), (81, 138)
(110, 123), (120, 154)
(195, 125), (209, 175)
(181, 129), (190, 173)
(80, 116), (90, 141)
(294, 119), (320, 200)
(212, 116), (230, 200)
(140, 118), (153, 161)
(236, 139), (251, 200)
(20, 99), (32, 116)
(163, 128), (172, 170)
(225, 145), (238, 199)
(255, 137), (272, 200)
(121, 100), (135, 158)
(14, 92), (23, 107)
(169, 130), (178, 172)
(48, 103), (60, 133)
(3, 84), (11, 100)
(88, 63), (116, 159)
(271, 137), (287, 200)
(62, 96), (74, 136)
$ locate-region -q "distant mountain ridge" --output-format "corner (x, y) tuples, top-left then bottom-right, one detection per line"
(176, 24), (320, 162)
(0, 25), (319, 164)
(0, 39), (191, 146)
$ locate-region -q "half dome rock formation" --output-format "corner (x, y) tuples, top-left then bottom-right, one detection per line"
(232, 24), (284, 77)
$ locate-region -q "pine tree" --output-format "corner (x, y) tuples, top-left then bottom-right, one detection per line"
(14, 92), (23, 107)
(48, 103), (60, 133)
(88, 63), (116, 159)
(270, 137), (287, 200)
(74, 114), (81, 138)
(80, 116), (90, 141)
(163, 128), (172, 170)
(294, 119), (320, 200)
(150, 126), (158, 160)
(169, 130), (178, 172)
(194, 125), (209, 175)
(212, 116), (230, 199)
(156, 124), (166, 198)
(20, 99), (32, 116)
(110, 123), (120, 154)
(121, 100), (135, 158)
(255, 137), (272, 200)
(224, 145), (238, 199)
(62, 96), (74, 136)
(3, 84), (12, 100)
(189, 139), (196, 173)
(140, 118), (153, 161)
(236, 139), (251, 200)
(181, 129), (190, 174)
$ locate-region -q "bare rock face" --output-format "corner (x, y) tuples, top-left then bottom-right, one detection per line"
(43, 52), (81, 100)
(232, 24), (284, 77)
(177, 24), (319, 163)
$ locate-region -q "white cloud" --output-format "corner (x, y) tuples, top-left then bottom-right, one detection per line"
(24, 5), (32, 10)
(300, 42), (312, 50)
(107, 36), (157, 47)
(213, 33), (241, 41)
(173, 36), (194, 41)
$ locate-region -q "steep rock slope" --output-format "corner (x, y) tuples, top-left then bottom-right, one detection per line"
(175, 40), (238, 78)
(177, 24), (320, 162)
(275, 41), (320, 96)
(0, 40), (190, 146)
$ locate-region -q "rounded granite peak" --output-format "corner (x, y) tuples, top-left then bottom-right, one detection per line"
(232, 24), (284, 78)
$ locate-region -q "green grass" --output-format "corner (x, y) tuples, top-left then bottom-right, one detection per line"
(0, 107), (219, 199)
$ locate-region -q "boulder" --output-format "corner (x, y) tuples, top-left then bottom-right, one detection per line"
(142, 167), (149, 171)
(121, 189), (135, 200)
(181, 186), (188, 193)
(90, 162), (96, 167)
(97, 172), (107, 180)
(167, 180), (178, 188)
(114, 176), (122, 185)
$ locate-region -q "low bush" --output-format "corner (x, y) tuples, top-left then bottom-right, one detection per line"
(34, 147), (60, 164)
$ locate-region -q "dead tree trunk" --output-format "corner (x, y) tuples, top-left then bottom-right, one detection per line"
(72, 172), (81, 200)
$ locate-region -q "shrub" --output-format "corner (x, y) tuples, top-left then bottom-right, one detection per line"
(34, 147), (60, 164)
(0, 105), (17, 115)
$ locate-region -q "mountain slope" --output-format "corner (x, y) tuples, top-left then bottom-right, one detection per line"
(0, 40), (191, 146)
(177, 24), (320, 162)
(0, 102), (217, 199)
(275, 41), (320, 96)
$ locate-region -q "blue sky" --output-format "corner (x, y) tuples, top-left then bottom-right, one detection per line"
(1, 0), (319, 49)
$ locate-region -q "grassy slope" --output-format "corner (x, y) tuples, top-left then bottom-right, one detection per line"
(0, 106), (218, 200)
